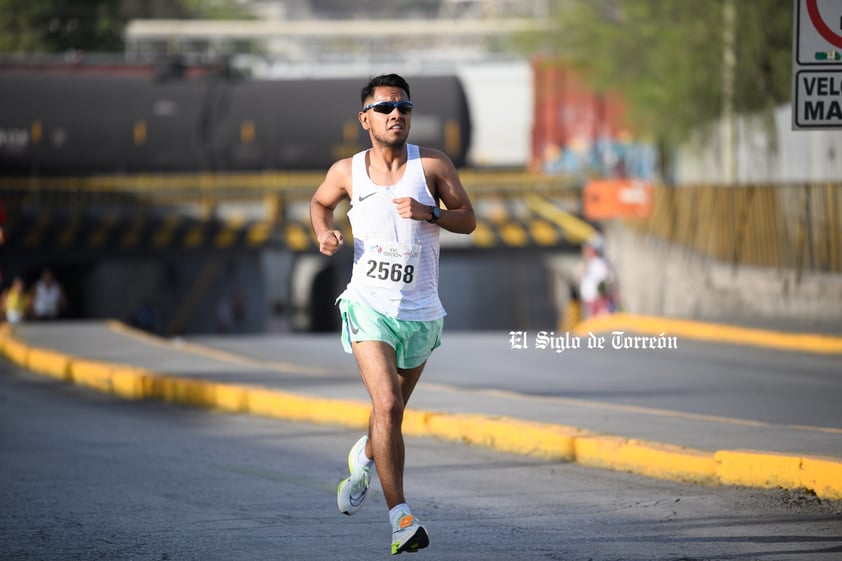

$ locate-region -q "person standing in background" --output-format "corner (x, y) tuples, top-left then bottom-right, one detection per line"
(31, 268), (67, 320)
(1, 276), (29, 324)
(575, 236), (618, 319)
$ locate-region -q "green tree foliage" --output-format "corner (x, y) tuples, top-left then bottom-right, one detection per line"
(0, 0), (250, 53)
(523, 0), (793, 149)
(0, 0), (122, 52)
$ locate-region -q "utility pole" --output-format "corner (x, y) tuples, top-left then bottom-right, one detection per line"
(721, 0), (736, 185)
(722, 0), (738, 273)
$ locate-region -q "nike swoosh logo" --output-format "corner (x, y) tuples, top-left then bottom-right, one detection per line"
(358, 192), (377, 202)
(346, 313), (360, 335)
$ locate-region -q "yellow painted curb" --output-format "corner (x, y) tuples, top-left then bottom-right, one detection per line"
(574, 313), (842, 354)
(111, 368), (150, 400)
(2, 328), (29, 365)
(245, 386), (370, 428)
(1, 326), (840, 500)
(574, 435), (718, 484)
(213, 382), (250, 414)
(70, 359), (121, 394)
(716, 450), (842, 499)
(409, 412), (582, 461)
(26, 347), (71, 381)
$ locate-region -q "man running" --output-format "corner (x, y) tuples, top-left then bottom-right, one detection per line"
(309, 73), (475, 555)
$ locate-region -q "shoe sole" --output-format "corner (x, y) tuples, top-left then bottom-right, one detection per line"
(337, 478), (367, 516)
(392, 526), (429, 555)
(338, 436), (370, 515)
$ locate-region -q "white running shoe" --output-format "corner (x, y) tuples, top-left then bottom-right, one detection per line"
(391, 511), (429, 555)
(337, 435), (371, 515)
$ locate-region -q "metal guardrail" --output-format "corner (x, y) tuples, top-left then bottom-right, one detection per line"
(0, 169), (577, 193)
(0, 170), (580, 213)
(0, 171), (586, 252)
(625, 183), (842, 275)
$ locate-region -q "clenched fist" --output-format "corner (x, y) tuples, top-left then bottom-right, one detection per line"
(393, 197), (431, 221)
(318, 230), (344, 256)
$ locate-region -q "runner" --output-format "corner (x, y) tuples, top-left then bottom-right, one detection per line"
(309, 73), (476, 555)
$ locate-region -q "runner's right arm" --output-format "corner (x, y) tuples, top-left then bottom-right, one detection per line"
(310, 159), (352, 256)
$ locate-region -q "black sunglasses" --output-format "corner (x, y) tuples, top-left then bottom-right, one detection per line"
(362, 100), (414, 114)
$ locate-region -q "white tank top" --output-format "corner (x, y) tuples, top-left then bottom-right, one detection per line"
(338, 144), (446, 321)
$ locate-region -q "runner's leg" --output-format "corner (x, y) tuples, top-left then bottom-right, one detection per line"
(352, 341), (425, 509)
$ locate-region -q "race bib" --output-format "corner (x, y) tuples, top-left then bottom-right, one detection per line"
(359, 240), (422, 291)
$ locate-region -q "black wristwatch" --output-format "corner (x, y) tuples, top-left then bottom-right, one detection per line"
(427, 206), (441, 224)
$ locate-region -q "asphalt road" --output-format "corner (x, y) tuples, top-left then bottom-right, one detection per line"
(2, 359), (841, 561)
(181, 331), (842, 456)
(192, 331), (842, 429)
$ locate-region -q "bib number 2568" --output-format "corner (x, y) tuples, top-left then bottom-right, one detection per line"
(366, 261), (415, 284)
(359, 241), (421, 291)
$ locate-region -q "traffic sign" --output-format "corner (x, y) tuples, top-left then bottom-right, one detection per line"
(792, 0), (842, 129)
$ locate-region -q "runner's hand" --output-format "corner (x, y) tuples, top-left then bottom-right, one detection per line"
(393, 197), (429, 221)
(318, 230), (344, 256)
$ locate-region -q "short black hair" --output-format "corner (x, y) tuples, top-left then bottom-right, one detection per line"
(360, 74), (411, 106)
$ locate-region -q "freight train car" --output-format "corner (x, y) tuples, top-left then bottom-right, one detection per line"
(0, 70), (471, 175)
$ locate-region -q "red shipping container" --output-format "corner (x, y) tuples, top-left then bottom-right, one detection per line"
(530, 56), (630, 175)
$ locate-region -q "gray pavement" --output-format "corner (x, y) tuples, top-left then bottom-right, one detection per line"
(5, 361), (840, 561)
(7, 321), (841, 464)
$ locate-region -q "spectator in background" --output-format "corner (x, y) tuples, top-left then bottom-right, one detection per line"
(1, 276), (29, 324)
(575, 235), (618, 319)
(30, 268), (67, 320)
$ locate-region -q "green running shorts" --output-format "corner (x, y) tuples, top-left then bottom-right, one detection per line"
(339, 299), (443, 370)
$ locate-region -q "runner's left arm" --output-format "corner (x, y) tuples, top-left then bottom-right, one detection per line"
(421, 148), (476, 235)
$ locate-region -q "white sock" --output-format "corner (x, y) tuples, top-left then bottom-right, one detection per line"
(389, 503), (411, 527)
(357, 442), (373, 468)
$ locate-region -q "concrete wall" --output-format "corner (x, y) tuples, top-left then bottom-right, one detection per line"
(438, 249), (560, 331)
(675, 104), (842, 185)
(82, 252), (268, 336)
(604, 223), (842, 331)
